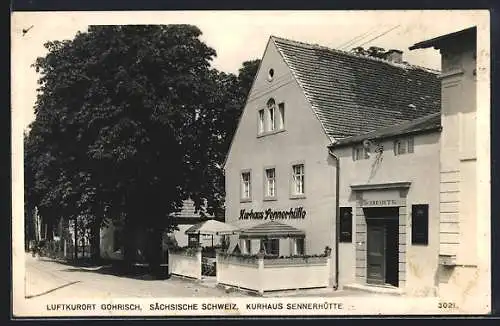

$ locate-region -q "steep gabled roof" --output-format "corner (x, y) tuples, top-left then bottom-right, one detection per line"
(271, 36), (441, 140)
(409, 26), (476, 50)
(330, 112), (441, 148)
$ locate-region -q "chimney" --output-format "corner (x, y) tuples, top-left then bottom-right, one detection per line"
(384, 49), (403, 63)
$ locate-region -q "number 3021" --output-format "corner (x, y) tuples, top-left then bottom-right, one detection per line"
(438, 302), (457, 309)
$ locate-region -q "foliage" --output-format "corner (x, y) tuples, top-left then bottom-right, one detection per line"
(351, 46), (387, 59)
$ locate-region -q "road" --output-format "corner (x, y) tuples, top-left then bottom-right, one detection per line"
(24, 253), (370, 301)
(24, 254), (249, 300)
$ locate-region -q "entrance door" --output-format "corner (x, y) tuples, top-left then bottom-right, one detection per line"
(365, 207), (399, 287)
(366, 222), (386, 285)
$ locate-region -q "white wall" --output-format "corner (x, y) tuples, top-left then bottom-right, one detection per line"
(335, 131), (441, 296)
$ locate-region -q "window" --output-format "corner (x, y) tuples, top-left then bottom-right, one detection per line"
(268, 68), (274, 81)
(339, 207), (353, 243)
(265, 168), (276, 198)
(278, 103), (285, 130)
(411, 204), (429, 245)
(292, 164), (305, 196)
(353, 145), (370, 161)
(262, 238), (279, 256)
(294, 238), (305, 255)
(241, 171), (251, 201)
(267, 99), (276, 131)
(258, 109), (265, 134)
(394, 137), (414, 155)
(240, 239), (251, 254)
(188, 234), (200, 247)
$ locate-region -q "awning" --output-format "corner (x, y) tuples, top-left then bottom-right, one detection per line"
(184, 219), (240, 236)
(239, 221), (305, 239)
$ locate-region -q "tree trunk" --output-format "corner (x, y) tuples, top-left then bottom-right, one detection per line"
(148, 228), (163, 279)
(123, 222), (135, 272)
(74, 216), (78, 260)
(90, 221), (101, 264)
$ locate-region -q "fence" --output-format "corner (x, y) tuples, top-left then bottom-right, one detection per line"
(169, 247), (202, 280)
(216, 252), (332, 294)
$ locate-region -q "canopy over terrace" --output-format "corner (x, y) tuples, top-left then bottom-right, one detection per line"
(185, 219), (240, 236)
(239, 221), (305, 239)
(185, 219), (240, 248)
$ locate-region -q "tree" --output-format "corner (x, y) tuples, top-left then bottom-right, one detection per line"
(25, 25), (261, 274)
(237, 59), (261, 98)
(25, 25), (212, 271)
(351, 46), (387, 59)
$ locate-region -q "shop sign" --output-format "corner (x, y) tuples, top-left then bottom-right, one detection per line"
(239, 207), (306, 220)
(360, 199), (405, 207)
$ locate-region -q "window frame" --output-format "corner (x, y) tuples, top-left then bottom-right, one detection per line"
(262, 238), (280, 256)
(293, 238), (305, 255)
(258, 109), (265, 134)
(267, 99), (276, 132)
(394, 137), (415, 156)
(278, 102), (285, 130)
(240, 238), (252, 254)
(240, 169), (252, 202)
(411, 204), (429, 246)
(264, 166), (277, 201)
(352, 145), (370, 161)
(290, 162), (306, 199)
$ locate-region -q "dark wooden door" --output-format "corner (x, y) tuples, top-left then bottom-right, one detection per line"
(366, 223), (386, 285)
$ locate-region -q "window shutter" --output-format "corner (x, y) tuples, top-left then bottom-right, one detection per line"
(411, 204), (429, 245)
(339, 207), (353, 243)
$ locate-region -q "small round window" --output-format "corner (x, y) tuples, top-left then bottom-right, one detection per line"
(267, 68), (274, 81)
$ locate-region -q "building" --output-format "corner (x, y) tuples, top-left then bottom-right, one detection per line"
(330, 112), (442, 295)
(223, 35), (441, 295)
(410, 26), (485, 303)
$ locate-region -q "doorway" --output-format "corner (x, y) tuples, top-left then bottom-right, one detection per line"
(365, 207), (399, 287)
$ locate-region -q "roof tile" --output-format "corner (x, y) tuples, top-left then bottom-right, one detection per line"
(272, 36), (441, 139)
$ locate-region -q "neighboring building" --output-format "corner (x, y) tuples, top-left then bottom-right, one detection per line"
(100, 199), (219, 260)
(330, 112), (441, 296)
(224, 35), (441, 294)
(410, 26), (483, 302)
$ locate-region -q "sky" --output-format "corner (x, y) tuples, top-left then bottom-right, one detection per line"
(11, 10), (489, 132)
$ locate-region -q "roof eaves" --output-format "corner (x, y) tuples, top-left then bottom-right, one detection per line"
(329, 113), (441, 148)
(222, 36), (272, 170)
(409, 26), (477, 50)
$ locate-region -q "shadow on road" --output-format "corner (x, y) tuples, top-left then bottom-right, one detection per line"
(26, 281), (81, 299)
(61, 264), (170, 281)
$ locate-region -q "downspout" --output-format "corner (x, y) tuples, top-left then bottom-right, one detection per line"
(328, 147), (340, 291)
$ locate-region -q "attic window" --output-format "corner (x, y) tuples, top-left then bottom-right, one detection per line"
(268, 68), (274, 81)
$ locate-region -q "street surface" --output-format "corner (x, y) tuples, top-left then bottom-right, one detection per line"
(24, 253), (369, 300)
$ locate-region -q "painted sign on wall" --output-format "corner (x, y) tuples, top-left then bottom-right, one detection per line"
(359, 199), (406, 207)
(239, 207), (306, 220)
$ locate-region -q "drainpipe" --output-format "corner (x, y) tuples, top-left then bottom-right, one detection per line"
(328, 147), (340, 291)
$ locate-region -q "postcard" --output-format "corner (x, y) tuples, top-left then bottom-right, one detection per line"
(11, 10), (491, 317)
